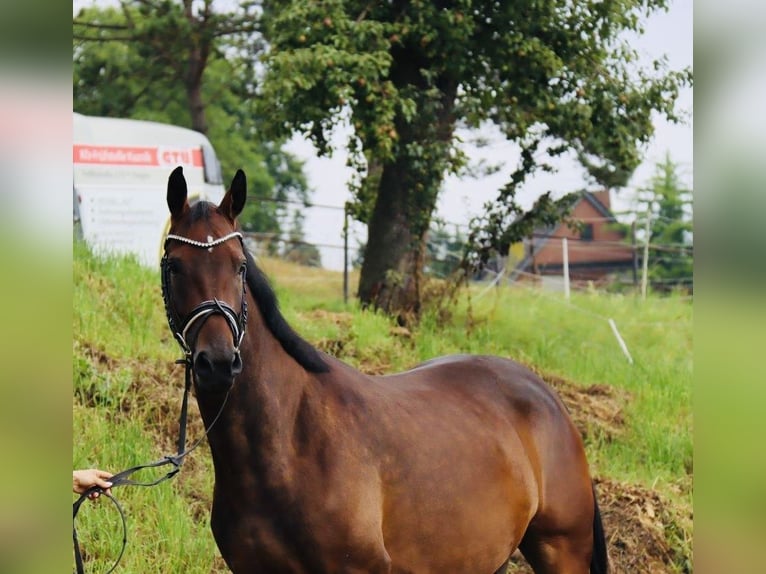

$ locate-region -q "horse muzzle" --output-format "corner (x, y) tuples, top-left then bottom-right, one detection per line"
(176, 298), (246, 393)
(193, 345), (243, 393)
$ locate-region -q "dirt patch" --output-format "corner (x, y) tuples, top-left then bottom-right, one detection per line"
(595, 477), (692, 573)
(538, 370), (628, 443)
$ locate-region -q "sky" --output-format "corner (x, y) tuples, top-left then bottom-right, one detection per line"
(286, 0), (694, 269)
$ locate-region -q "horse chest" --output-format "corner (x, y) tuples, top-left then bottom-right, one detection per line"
(210, 488), (345, 574)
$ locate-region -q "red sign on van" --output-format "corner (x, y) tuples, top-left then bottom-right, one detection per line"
(73, 145), (203, 167)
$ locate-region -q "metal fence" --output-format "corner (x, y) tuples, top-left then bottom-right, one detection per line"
(246, 196), (692, 300)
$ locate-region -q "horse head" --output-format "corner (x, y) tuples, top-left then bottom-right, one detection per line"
(162, 166), (249, 393)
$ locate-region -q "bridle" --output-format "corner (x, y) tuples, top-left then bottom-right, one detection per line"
(73, 230), (248, 574)
(160, 230), (249, 362)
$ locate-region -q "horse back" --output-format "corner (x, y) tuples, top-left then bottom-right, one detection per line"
(373, 353), (591, 487)
(374, 354), (570, 429)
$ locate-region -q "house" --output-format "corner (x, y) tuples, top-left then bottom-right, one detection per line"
(510, 190), (635, 285)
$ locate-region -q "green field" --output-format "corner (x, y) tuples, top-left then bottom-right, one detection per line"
(73, 241), (692, 572)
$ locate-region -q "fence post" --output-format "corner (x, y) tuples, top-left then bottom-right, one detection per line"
(608, 318), (634, 364)
(631, 221), (639, 288)
(641, 211), (651, 299)
(562, 237), (570, 300)
(343, 205), (349, 305)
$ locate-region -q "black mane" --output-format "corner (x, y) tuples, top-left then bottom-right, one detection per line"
(244, 248), (330, 374)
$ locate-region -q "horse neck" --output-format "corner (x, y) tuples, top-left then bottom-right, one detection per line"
(195, 302), (316, 477)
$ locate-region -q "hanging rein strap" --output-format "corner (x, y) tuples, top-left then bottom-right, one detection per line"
(73, 230), (245, 574)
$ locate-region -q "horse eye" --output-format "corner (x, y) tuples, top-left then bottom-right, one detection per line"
(239, 261), (247, 274)
(166, 258), (182, 275)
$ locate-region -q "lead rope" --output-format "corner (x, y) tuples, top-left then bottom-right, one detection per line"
(72, 357), (231, 574)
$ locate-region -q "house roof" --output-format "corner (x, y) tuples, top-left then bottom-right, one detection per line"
(582, 191), (617, 221)
(510, 190), (619, 277)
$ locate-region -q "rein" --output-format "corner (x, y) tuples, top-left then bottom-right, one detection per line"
(73, 231), (246, 573)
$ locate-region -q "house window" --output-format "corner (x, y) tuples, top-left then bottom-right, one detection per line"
(581, 223), (594, 241)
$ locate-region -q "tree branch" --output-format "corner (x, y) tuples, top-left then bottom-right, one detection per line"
(355, 1), (376, 23)
(212, 21), (260, 37)
(73, 33), (138, 42)
(73, 20), (129, 30)
(119, 0), (136, 31)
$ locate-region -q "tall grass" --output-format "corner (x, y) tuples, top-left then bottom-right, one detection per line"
(73, 240), (175, 361)
(73, 404), (217, 573)
(73, 243), (691, 571)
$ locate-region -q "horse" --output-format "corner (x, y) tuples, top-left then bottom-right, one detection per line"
(160, 166), (608, 574)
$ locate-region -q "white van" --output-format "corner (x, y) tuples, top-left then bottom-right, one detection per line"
(73, 112), (226, 266)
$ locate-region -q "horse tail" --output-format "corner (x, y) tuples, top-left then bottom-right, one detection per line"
(590, 482), (608, 574)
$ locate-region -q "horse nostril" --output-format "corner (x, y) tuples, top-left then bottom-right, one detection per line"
(194, 351), (214, 378)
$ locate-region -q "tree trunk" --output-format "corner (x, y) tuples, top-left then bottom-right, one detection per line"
(358, 69), (457, 319)
(183, 0), (209, 135)
(357, 160), (430, 319)
(186, 78), (208, 135)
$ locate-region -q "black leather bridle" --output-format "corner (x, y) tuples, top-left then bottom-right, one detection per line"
(73, 230), (248, 574)
(160, 231), (249, 363)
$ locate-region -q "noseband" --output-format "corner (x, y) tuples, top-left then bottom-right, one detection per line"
(160, 231), (248, 361)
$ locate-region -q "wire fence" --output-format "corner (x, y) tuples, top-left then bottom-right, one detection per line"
(244, 195), (693, 301)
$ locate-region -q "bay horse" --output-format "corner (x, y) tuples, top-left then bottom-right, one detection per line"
(161, 166), (607, 574)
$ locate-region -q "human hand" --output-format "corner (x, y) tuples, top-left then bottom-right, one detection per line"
(73, 469), (113, 500)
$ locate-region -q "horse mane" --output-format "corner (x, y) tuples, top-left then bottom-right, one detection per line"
(244, 247), (330, 374)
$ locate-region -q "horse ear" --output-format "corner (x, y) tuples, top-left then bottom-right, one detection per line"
(219, 169), (247, 221)
(167, 166), (189, 219)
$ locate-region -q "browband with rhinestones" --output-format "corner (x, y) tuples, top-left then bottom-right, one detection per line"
(165, 231), (243, 248)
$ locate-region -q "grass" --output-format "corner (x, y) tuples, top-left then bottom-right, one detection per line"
(73, 242), (692, 572)
(73, 404), (217, 573)
(73, 241), (176, 362)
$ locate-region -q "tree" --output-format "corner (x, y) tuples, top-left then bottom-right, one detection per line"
(425, 222), (466, 279)
(73, 2), (312, 237)
(637, 153), (693, 289)
(74, 0), (260, 134)
(258, 0), (691, 316)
